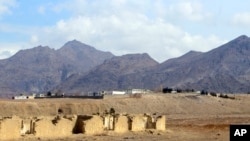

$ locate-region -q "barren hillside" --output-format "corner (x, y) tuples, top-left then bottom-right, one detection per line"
(1, 94), (250, 141)
(0, 40), (114, 97)
(1, 93), (249, 117)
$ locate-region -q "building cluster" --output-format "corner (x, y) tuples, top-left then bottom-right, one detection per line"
(100, 89), (151, 95)
(12, 89), (151, 100)
(12, 93), (61, 100)
(0, 113), (166, 140)
(162, 87), (197, 94)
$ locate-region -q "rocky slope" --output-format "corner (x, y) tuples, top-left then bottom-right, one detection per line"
(56, 53), (159, 93)
(0, 40), (113, 97)
(156, 35), (250, 93)
(58, 35), (250, 93)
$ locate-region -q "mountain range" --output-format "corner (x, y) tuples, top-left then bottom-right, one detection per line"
(55, 53), (159, 93)
(1, 35), (250, 97)
(0, 40), (113, 97)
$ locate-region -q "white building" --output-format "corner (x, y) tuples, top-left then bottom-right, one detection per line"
(126, 89), (150, 94)
(112, 91), (126, 95)
(13, 95), (28, 100)
(13, 95), (35, 100)
(100, 90), (126, 95)
(39, 93), (45, 97)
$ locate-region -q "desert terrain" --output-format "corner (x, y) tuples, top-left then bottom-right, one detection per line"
(0, 93), (250, 141)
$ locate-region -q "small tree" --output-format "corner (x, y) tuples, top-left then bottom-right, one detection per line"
(47, 91), (52, 96)
(201, 90), (208, 95)
(163, 87), (173, 93)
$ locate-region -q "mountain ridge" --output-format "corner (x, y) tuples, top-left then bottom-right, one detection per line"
(55, 53), (159, 93)
(0, 35), (250, 97)
(0, 40), (114, 97)
(56, 35), (250, 93)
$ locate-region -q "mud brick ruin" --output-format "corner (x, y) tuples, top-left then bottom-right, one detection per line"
(0, 112), (166, 140)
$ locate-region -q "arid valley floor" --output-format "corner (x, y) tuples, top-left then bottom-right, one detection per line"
(0, 93), (250, 141)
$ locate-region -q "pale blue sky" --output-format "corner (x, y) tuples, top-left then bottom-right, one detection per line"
(0, 0), (250, 62)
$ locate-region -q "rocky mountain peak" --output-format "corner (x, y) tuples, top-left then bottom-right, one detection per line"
(112, 53), (156, 61)
(0, 40), (115, 97)
(62, 40), (91, 49)
(226, 35), (250, 48)
(103, 53), (158, 68)
(235, 35), (249, 40)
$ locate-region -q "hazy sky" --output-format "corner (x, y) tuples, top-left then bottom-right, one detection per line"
(0, 0), (249, 62)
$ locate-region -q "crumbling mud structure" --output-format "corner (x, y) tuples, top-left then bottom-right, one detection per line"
(0, 112), (166, 140)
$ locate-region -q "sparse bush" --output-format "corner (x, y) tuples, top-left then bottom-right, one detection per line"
(176, 89), (182, 93)
(129, 93), (142, 98)
(210, 92), (217, 97)
(162, 87), (172, 93)
(58, 108), (63, 114)
(201, 90), (208, 95)
(110, 107), (115, 115)
(51, 116), (61, 125)
(219, 94), (228, 98)
(218, 94), (235, 99)
(47, 91), (52, 96)
(184, 89), (192, 93)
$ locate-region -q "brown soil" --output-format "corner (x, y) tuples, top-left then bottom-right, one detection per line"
(1, 93), (250, 141)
